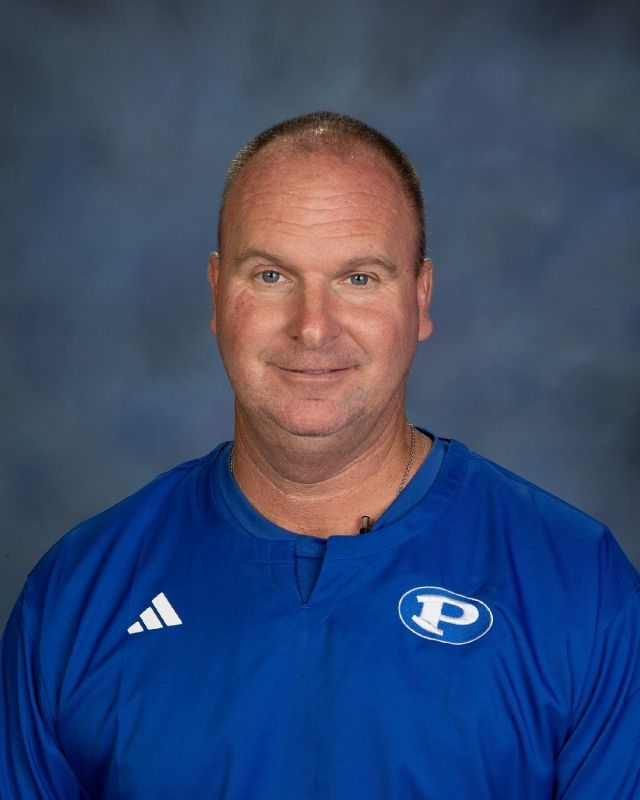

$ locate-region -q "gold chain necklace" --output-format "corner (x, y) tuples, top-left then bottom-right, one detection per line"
(396, 421), (416, 497)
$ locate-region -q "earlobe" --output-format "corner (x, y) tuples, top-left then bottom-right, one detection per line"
(417, 258), (434, 342)
(207, 252), (220, 336)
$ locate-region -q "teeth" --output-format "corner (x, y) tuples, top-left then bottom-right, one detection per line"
(303, 370), (331, 374)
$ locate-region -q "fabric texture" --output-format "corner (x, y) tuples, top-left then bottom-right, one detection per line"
(1, 436), (639, 799)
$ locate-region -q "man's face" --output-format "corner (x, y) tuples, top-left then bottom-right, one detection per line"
(209, 143), (433, 441)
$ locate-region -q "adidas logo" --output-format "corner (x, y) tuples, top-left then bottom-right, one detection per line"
(127, 592), (182, 635)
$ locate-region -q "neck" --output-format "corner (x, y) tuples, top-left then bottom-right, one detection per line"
(229, 408), (430, 537)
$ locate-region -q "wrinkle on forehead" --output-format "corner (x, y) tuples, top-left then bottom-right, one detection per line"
(241, 186), (402, 212)
(235, 196), (404, 229)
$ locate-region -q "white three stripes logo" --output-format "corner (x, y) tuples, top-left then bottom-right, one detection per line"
(127, 592), (182, 634)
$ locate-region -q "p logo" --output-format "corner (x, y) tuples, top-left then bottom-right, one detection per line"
(398, 586), (493, 645)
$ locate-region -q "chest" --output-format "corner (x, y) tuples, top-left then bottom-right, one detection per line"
(55, 556), (567, 799)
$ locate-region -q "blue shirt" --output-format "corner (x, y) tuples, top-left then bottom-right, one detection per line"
(1, 438), (639, 798)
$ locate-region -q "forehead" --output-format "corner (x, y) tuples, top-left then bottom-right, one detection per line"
(221, 142), (416, 258)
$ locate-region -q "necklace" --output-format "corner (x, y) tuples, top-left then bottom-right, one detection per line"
(396, 421), (416, 496)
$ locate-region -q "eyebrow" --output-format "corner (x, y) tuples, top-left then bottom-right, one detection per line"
(234, 248), (397, 276)
(234, 248), (288, 268)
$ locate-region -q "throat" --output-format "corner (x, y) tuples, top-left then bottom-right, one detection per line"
(228, 421), (428, 539)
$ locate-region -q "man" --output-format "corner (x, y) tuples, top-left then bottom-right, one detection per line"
(1, 112), (638, 799)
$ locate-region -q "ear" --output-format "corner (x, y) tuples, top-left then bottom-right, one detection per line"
(417, 258), (434, 342)
(207, 251), (220, 336)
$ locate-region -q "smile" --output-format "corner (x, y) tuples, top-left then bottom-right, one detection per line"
(279, 367), (351, 372)
(274, 366), (354, 379)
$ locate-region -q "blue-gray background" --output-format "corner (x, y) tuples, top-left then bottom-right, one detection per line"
(2, 0), (639, 628)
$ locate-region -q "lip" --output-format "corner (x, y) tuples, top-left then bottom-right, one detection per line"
(274, 366), (354, 380)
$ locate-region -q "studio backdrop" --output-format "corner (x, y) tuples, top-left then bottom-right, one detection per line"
(2, 0), (639, 627)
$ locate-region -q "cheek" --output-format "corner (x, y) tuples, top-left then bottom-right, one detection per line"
(217, 293), (280, 366)
(358, 303), (419, 356)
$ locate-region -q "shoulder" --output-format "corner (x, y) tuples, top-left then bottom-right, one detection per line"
(445, 439), (640, 618)
(20, 446), (227, 616)
(451, 438), (616, 539)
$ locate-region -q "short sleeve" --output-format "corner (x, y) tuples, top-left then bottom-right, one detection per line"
(554, 584), (640, 799)
(0, 588), (89, 799)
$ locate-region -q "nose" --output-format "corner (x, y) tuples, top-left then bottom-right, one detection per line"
(286, 280), (342, 349)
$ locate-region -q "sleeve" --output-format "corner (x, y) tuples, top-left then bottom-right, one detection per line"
(0, 589), (89, 800)
(554, 584), (640, 799)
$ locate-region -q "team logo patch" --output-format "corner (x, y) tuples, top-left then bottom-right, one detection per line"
(398, 586), (493, 645)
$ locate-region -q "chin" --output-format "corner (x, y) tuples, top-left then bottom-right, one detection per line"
(264, 402), (360, 439)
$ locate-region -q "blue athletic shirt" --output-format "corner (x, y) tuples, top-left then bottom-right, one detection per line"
(1, 436), (639, 799)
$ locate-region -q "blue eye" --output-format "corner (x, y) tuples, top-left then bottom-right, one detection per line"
(260, 270), (281, 284)
(349, 273), (370, 286)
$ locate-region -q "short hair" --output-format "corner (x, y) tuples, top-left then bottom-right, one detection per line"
(217, 111), (426, 274)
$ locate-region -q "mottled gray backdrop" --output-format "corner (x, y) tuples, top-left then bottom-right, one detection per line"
(2, 0), (639, 627)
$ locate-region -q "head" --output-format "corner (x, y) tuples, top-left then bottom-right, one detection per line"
(217, 112), (426, 275)
(209, 112), (433, 448)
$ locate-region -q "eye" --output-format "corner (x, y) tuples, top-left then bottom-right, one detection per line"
(258, 269), (283, 284)
(348, 273), (370, 286)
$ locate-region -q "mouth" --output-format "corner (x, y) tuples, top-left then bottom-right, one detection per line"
(274, 366), (354, 379)
(291, 369), (344, 374)
(278, 366), (352, 372)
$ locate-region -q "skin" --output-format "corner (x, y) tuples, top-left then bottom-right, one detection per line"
(208, 141), (433, 536)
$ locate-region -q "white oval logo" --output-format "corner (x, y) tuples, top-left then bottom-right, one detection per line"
(398, 586), (493, 645)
